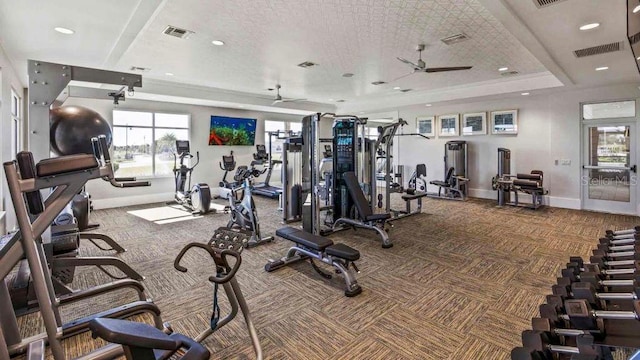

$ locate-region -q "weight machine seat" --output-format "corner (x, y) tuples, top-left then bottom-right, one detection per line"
(513, 179), (544, 192)
(36, 154), (99, 177)
(429, 167), (455, 188)
(275, 227), (333, 251)
(326, 243), (360, 261)
(516, 173), (542, 181)
(343, 172), (391, 223)
(89, 318), (210, 360)
(401, 192), (428, 200)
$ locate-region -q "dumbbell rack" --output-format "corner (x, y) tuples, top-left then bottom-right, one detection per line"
(512, 227), (640, 359)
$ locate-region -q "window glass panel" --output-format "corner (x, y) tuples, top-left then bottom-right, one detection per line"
(113, 110), (153, 127)
(155, 113), (189, 128)
(289, 122), (302, 133)
(587, 125), (630, 202)
(11, 92), (18, 117)
(112, 126), (153, 177)
(583, 101), (635, 120)
(265, 120), (285, 132)
(155, 128), (190, 176)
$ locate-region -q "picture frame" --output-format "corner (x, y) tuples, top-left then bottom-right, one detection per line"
(438, 114), (459, 137)
(462, 112), (487, 136)
(490, 110), (518, 135)
(416, 116), (435, 137)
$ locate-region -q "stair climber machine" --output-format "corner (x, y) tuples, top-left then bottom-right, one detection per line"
(171, 140), (212, 214)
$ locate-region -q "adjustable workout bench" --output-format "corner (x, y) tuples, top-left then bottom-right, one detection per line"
(333, 172), (393, 248)
(265, 227), (362, 297)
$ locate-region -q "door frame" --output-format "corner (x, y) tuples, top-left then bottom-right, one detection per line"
(580, 99), (639, 215)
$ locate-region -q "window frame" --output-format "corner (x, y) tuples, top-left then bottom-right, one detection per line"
(11, 89), (22, 156)
(112, 109), (191, 178)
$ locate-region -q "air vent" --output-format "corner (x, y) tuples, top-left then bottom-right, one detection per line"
(500, 71), (519, 77)
(342, 73), (354, 78)
(573, 42), (623, 58)
(532, 0), (567, 8)
(630, 32), (640, 45)
(163, 25), (194, 39)
(297, 61), (318, 68)
(336, 99), (346, 103)
(400, 89), (412, 93)
(441, 33), (469, 45)
(130, 66), (151, 72)
(371, 81), (386, 85)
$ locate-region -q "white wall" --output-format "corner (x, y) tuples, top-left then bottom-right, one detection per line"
(63, 97), (305, 208)
(389, 83), (640, 210)
(0, 45), (25, 232)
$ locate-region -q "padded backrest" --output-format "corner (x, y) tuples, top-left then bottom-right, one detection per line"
(16, 151), (45, 215)
(221, 155), (235, 170)
(233, 166), (248, 182)
(444, 167), (455, 183)
(343, 172), (372, 219)
(416, 164), (426, 178)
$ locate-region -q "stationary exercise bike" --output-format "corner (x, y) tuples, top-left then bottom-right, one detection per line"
(172, 140), (212, 214)
(227, 164), (274, 248)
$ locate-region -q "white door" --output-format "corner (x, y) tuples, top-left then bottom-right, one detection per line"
(582, 122), (637, 214)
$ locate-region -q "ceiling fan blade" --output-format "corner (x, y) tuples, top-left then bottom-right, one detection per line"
(389, 72), (415, 83)
(397, 57), (422, 69)
(424, 66), (473, 73)
(272, 99), (283, 105)
(281, 98), (307, 103)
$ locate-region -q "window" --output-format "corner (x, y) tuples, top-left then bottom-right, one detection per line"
(10, 89), (21, 156)
(112, 110), (189, 177)
(583, 101), (635, 120)
(263, 120), (301, 159)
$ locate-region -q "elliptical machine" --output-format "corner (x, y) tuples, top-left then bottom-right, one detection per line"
(227, 164), (274, 248)
(172, 140), (212, 214)
(218, 151), (237, 200)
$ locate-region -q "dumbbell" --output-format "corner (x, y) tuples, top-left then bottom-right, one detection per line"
(511, 331), (609, 360)
(599, 236), (640, 247)
(557, 271), (640, 292)
(590, 254), (640, 270)
(596, 243), (640, 254)
(565, 262), (637, 281)
(531, 317), (601, 344)
(591, 248), (640, 262)
(605, 226), (640, 238)
(552, 281), (639, 311)
(570, 257), (640, 276)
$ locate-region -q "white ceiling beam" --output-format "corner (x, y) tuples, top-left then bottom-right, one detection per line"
(476, 0), (574, 86)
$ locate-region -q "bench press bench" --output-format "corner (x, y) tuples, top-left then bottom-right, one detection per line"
(265, 227), (362, 297)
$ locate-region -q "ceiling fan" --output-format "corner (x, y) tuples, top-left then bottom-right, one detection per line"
(392, 44), (472, 82)
(270, 84), (306, 105)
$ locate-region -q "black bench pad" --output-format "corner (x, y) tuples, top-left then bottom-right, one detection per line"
(326, 243), (360, 261)
(276, 227), (333, 251)
(402, 192), (428, 200)
(364, 213), (391, 222)
(430, 180), (450, 187)
(37, 154), (98, 177)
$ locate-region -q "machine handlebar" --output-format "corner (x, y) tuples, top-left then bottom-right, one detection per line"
(173, 242), (242, 284)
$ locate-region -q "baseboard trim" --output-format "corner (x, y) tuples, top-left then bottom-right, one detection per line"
(92, 192), (175, 210)
(468, 188), (581, 210)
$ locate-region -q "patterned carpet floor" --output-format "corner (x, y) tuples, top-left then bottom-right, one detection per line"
(14, 195), (640, 359)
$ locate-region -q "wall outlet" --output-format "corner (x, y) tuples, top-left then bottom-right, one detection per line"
(554, 160), (559, 165)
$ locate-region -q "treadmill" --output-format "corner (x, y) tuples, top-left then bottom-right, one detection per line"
(252, 144), (282, 199)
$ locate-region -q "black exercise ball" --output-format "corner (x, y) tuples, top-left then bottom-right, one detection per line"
(50, 106), (112, 156)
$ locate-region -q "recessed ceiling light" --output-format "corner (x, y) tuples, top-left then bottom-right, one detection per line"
(211, 40), (225, 46)
(595, 66), (609, 71)
(636, 56), (640, 60)
(579, 23), (600, 31)
(165, 72), (174, 76)
(425, 104), (432, 107)
(359, 112), (365, 114)
(54, 27), (75, 35)
(328, 98), (334, 101)
(521, 92), (530, 96)
(634, 5), (640, 13)
(499, 67), (509, 72)
(393, 86), (401, 90)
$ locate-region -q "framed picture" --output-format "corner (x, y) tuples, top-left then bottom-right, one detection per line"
(416, 116), (435, 137)
(438, 114), (459, 137)
(462, 112), (486, 135)
(490, 110), (518, 135)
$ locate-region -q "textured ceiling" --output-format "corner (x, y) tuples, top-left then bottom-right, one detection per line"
(117, 0), (548, 103)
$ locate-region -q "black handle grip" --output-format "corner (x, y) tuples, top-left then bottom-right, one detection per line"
(114, 177), (136, 182)
(208, 250), (242, 284)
